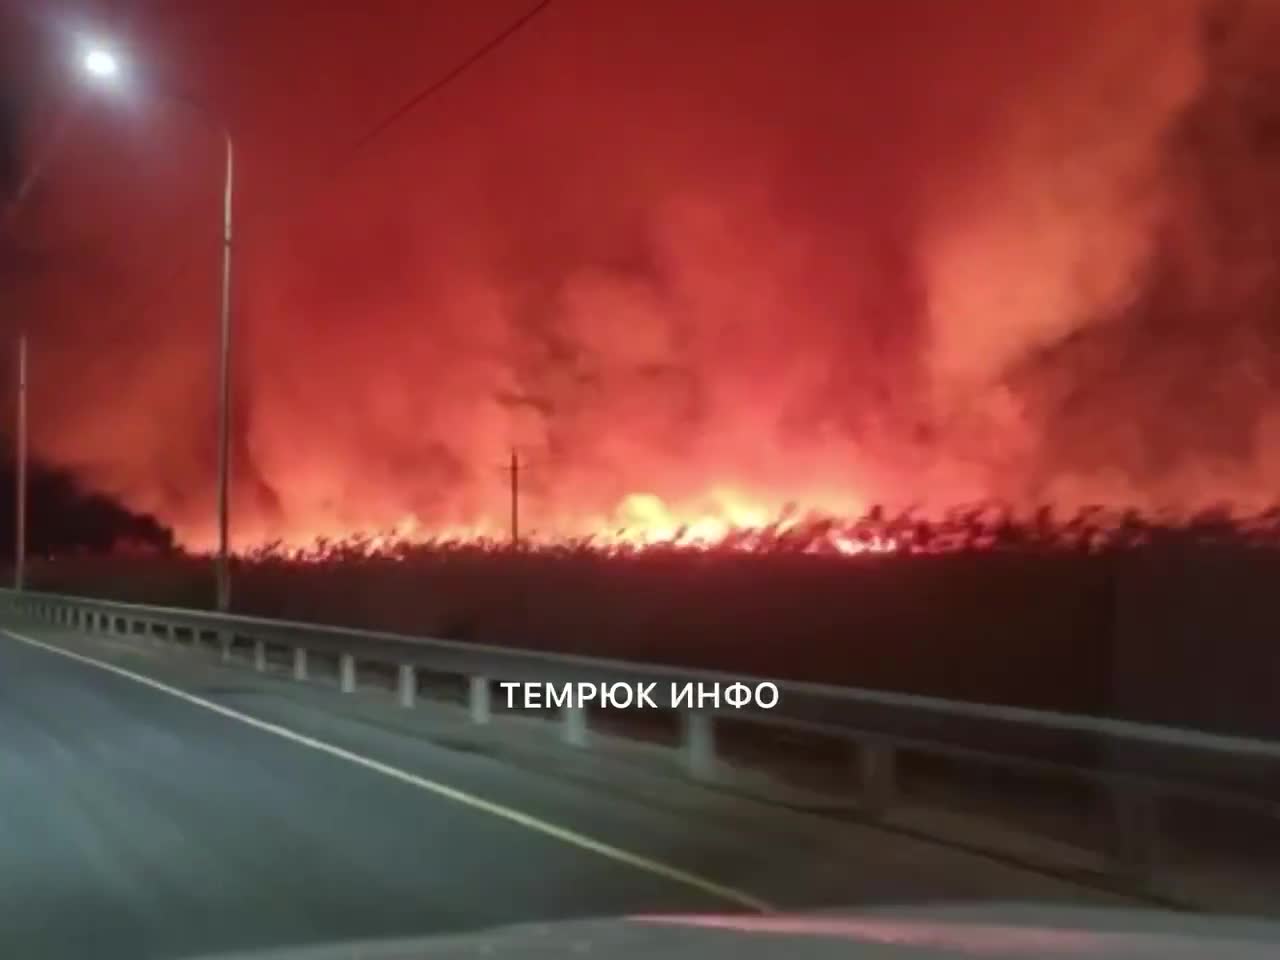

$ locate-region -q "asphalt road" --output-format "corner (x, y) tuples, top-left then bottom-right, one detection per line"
(0, 619), (1120, 960)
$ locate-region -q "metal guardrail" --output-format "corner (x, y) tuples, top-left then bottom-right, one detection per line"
(3, 587), (1278, 888)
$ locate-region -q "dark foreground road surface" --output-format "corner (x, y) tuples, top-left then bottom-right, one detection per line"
(0, 619), (1120, 960)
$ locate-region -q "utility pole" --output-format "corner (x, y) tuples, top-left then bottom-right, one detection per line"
(214, 129), (234, 612)
(508, 448), (520, 547)
(14, 334), (27, 591)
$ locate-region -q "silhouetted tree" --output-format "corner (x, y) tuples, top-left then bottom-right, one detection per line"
(0, 455), (173, 558)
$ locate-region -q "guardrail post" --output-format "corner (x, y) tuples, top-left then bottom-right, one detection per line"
(469, 676), (491, 724)
(859, 742), (895, 818)
(253, 639), (266, 672)
(562, 706), (589, 747)
(397, 664), (416, 708)
(682, 710), (716, 780)
(293, 647), (308, 681)
(219, 630), (233, 663)
(339, 653), (356, 693)
(1108, 787), (1158, 888)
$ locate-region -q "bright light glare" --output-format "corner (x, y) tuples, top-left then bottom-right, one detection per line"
(83, 49), (120, 79)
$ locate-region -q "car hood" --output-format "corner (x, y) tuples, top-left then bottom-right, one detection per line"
(191, 903), (1280, 960)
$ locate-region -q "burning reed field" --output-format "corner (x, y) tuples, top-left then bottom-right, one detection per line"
(21, 503), (1280, 741)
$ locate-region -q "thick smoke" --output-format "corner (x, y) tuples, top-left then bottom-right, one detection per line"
(8, 0), (1279, 547)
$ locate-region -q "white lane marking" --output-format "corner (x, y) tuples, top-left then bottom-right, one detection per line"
(1, 627), (772, 913)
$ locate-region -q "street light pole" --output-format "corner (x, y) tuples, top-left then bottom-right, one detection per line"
(14, 333), (27, 591)
(75, 46), (247, 610)
(80, 46), (238, 610)
(215, 129), (234, 612)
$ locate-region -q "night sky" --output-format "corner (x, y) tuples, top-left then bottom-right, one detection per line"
(2, 0), (1279, 549)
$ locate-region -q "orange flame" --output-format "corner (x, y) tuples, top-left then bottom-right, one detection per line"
(230, 487), (905, 560)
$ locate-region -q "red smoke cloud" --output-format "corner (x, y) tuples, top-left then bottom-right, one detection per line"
(8, 0), (1279, 548)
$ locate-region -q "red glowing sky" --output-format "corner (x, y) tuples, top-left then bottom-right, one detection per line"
(3, 0), (1279, 548)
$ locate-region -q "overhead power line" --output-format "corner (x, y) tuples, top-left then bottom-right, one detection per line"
(348, 0), (553, 156)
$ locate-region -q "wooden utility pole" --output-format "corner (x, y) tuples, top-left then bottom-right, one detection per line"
(15, 334), (26, 591)
(508, 449), (520, 546)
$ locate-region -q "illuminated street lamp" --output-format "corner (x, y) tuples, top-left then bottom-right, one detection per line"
(83, 48), (120, 79)
(81, 46), (236, 611)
